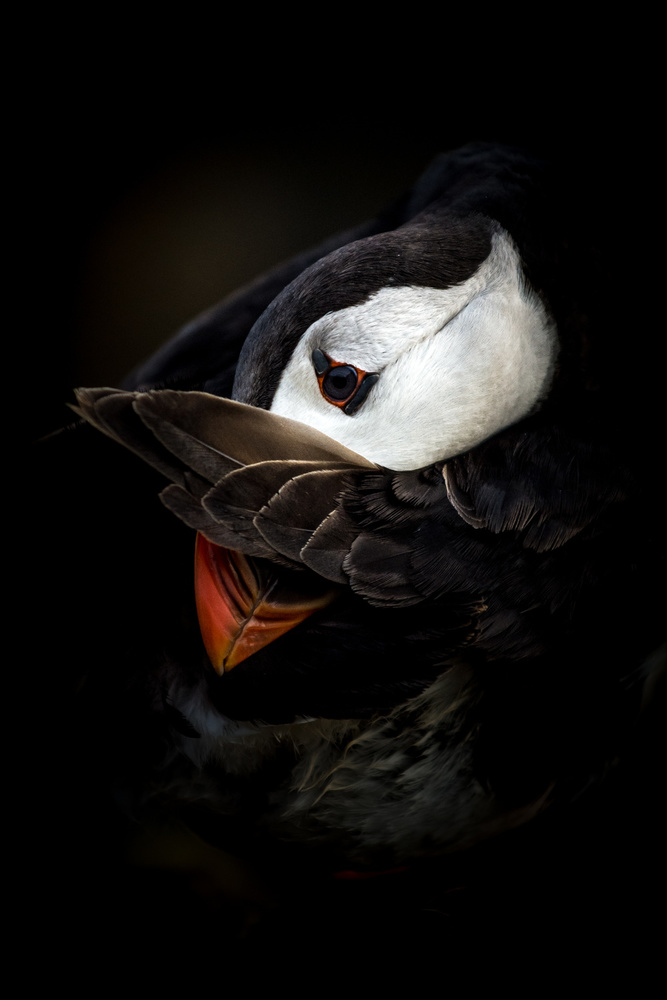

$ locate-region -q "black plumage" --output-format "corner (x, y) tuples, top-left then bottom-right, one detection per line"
(30, 141), (665, 981)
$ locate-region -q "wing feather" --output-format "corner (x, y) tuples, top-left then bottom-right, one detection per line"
(444, 421), (631, 552)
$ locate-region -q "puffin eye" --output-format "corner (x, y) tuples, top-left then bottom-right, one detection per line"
(322, 366), (358, 401)
(312, 349), (379, 416)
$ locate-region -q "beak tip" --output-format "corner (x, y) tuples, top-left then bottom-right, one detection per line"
(194, 533), (339, 675)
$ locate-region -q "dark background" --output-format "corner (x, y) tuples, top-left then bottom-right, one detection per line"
(19, 28), (643, 443)
(16, 23), (663, 990)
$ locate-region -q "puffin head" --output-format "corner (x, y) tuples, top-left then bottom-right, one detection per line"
(233, 211), (558, 471)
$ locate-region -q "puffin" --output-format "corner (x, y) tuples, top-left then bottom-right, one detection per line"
(33, 142), (665, 978)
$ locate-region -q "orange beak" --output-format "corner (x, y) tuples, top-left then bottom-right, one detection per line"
(194, 533), (339, 673)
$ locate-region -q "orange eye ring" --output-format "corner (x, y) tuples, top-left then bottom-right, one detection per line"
(312, 349), (379, 416)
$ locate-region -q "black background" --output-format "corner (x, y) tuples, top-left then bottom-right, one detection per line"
(20, 25), (643, 441)
(15, 20), (663, 992)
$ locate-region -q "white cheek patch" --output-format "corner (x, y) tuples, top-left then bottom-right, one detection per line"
(270, 233), (557, 471)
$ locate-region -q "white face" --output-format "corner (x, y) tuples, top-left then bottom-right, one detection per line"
(269, 232), (558, 471)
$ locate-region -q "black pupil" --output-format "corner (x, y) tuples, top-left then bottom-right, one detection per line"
(322, 366), (357, 401)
